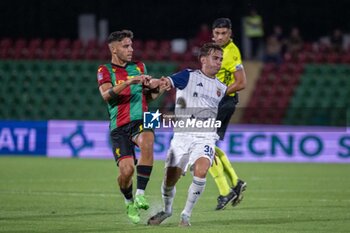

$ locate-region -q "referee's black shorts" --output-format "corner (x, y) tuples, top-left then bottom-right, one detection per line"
(216, 94), (239, 140)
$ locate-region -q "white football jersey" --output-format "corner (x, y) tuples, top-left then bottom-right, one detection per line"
(168, 69), (227, 133)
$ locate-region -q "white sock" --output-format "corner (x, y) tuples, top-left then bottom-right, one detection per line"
(124, 198), (133, 205)
(135, 189), (145, 196)
(161, 182), (176, 215)
(181, 176), (206, 217)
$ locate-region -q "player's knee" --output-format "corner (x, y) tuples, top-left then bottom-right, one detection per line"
(119, 164), (134, 178)
(193, 158), (210, 178)
(195, 170), (208, 178)
(139, 140), (153, 151)
(193, 165), (209, 178)
(137, 132), (154, 147)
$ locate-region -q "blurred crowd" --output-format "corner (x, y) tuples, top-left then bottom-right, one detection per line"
(263, 25), (349, 65)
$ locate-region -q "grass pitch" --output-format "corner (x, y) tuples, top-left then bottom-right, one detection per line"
(0, 156), (349, 233)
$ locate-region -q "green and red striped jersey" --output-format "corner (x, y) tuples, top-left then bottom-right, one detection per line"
(97, 62), (148, 130)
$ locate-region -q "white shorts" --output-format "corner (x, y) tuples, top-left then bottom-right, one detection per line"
(165, 133), (218, 173)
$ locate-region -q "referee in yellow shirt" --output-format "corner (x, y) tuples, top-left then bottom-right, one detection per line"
(209, 18), (247, 210)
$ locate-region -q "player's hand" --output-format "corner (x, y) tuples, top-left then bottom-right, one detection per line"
(148, 78), (160, 89)
(159, 77), (172, 91)
(140, 75), (153, 86)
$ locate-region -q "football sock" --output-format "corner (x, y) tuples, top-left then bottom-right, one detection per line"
(161, 182), (176, 214)
(182, 176), (206, 217)
(136, 165), (153, 195)
(120, 184), (133, 204)
(215, 146), (239, 187)
(209, 155), (231, 196)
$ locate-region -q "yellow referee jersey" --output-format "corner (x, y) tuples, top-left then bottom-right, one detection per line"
(217, 39), (244, 96)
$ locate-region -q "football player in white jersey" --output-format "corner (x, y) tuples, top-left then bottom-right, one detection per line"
(147, 43), (227, 227)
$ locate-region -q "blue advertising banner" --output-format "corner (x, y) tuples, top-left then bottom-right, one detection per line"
(0, 121), (48, 155)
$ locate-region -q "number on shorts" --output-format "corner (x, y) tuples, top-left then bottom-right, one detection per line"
(204, 145), (214, 158)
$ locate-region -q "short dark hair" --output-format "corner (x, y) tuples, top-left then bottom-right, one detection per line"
(198, 43), (223, 60)
(212, 18), (232, 29)
(107, 30), (133, 43)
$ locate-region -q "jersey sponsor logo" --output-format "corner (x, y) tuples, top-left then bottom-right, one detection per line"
(115, 80), (125, 85)
(193, 92), (198, 97)
(114, 76), (139, 85)
(196, 82), (203, 87)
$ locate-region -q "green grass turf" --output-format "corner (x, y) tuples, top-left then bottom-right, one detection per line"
(0, 156), (350, 233)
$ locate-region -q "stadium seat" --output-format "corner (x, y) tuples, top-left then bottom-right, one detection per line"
(285, 63), (350, 126)
(133, 39), (143, 50)
(0, 38), (12, 48)
(326, 52), (340, 63)
(145, 40), (157, 50)
(340, 53), (350, 64)
(0, 53), (181, 120)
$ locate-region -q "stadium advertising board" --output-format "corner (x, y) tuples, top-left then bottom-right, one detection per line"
(217, 125), (350, 163)
(47, 120), (111, 158)
(46, 120), (350, 163)
(0, 121), (47, 155)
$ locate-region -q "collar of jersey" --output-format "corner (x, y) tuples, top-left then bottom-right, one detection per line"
(111, 62), (129, 68)
(222, 39), (233, 49)
(198, 69), (216, 79)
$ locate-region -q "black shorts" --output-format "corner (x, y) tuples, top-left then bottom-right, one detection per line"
(110, 120), (153, 165)
(216, 94), (239, 140)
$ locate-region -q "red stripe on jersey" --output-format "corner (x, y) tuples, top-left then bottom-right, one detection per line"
(114, 67), (131, 127)
(142, 92), (148, 113)
(97, 65), (112, 86)
(136, 62), (145, 74)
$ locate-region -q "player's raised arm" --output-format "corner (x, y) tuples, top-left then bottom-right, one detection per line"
(142, 76), (168, 101)
(99, 76), (143, 102)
